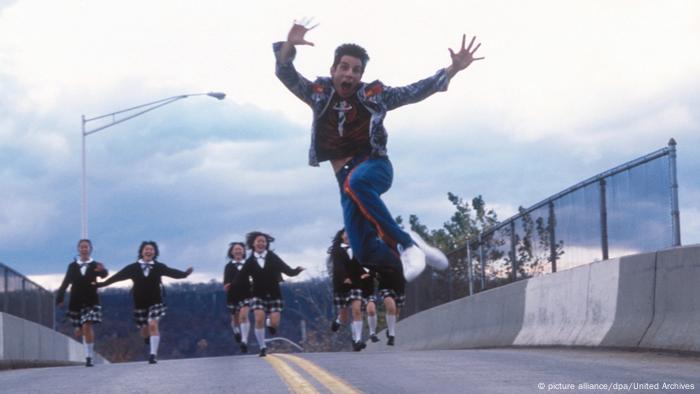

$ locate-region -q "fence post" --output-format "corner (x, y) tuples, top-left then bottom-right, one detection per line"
(2, 266), (6, 313)
(548, 202), (558, 273)
(668, 138), (681, 246)
(599, 178), (609, 260)
(466, 243), (474, 296)
(510, 221), (517, 281)
(479, 233), (486, 290)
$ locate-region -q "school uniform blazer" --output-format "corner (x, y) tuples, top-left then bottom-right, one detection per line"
(96, 261), (189, 309)
(332, 247), (369, 288)
(56, 260), (109, 310)
(223, 261), (251, 302)
(240, 251), (302, 300)
(331, 247), (352, 293)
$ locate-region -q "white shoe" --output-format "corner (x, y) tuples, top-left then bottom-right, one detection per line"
(408, 230), (448, 270)
(399, 244), (426, 281)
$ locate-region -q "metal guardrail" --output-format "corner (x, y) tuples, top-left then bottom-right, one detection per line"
(0, 262), (55, 329)
(404, 139), (680, 317)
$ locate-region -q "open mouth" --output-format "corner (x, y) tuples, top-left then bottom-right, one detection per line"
(341, 81), (353, 90)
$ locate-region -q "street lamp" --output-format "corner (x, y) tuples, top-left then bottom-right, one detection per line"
(80, 92), (226, 238)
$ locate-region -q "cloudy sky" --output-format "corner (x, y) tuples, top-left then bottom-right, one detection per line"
(1, 0), (698, 289)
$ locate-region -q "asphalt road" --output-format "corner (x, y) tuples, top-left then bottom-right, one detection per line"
(1, 348), (699, 393)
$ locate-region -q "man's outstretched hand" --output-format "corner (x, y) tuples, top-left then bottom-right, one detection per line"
(279, 18), (318, 63)
(287, 18), (318, 47)
(447, 34), (484, 79)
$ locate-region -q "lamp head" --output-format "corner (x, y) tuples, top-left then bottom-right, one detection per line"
(207, 92), (226, 100)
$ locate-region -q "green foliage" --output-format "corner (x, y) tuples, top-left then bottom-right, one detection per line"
(400, 193), (498, 252)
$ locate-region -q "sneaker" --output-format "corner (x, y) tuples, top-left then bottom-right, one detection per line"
(398, 244), (426, 281)
(370, 334), (380, 343)
(148, 354), (157, 364)
(85, 357), (93, 367)
(234, 332), (242, 343)
(352, 341), (366, 352)
(240, 342), (248, 354)
(408, 230), (448, 270)
(268, 326), (277, 336)
(259, 348), (267, 357)
(330, 320), (341, 332)
(387, 335), (395, 346)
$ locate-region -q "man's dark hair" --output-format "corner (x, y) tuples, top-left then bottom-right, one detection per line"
(138, 240), (160, 260)
(333, 44), (369, 72)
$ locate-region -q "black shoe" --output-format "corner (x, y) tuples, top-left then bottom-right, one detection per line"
(370, 334), (380, 343)
(144, 337), (150, 345)
(259, 348), (267, 357)
(268, 326), (277, 336)
(85, 357), (93, 367)
(331, 321), (340, 332)
(352, 341), (366, 352)
(234, 332), (242, 343)
(387, 335), (395, 346)
(148, 354), (157, 364)
(240, 342), (248, 354)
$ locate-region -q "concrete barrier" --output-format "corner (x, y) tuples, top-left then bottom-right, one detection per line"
(513, 263), (592, 346)
(0, 312), (108, 369)
(369, 244), (700, 354)
(598, 252), (656, 348)
(639, 245), (700, 352)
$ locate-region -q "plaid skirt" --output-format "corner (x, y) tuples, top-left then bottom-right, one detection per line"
(227, 299), (249, 315)
(67, 305), (102, 328)
(379, 289), (406, 308)
(333, 291), (350, 310)
(248, 297), (283, 313)
(348, 288), (365, 302)
(133, 303), (167, 327)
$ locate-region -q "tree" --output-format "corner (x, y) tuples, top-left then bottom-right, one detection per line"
(399, 193), (499, 317)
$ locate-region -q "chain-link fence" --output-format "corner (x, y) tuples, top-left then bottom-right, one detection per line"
(403, 139), (680, 318)
(0, 262), (55, 329)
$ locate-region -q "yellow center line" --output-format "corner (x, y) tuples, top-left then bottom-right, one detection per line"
(265, 354), (321, 394)
(275, 353), (361, 394)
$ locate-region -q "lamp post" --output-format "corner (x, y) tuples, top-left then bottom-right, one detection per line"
(80, 92), (226, 238)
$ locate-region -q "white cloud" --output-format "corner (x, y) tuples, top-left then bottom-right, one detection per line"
(0, 198), (58, 246)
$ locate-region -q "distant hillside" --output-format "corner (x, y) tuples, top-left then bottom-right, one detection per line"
(55, 278), (364, 362)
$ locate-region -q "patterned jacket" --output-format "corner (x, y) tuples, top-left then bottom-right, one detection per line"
(273, 42), (451, 166)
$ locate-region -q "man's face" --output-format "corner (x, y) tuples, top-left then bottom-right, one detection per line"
(331, 55), (364, 98)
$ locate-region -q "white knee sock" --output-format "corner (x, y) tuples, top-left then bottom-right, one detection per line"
(150, 335), (160, 356)
(255, 328), (266, 349)
(352, 321), (363, 342)
(240, 322), (250, 343)
(83, 339), (94, 358)
(368, 315), (377, 335)
(231, 322), (240, 334)
(387, 314), (396, 336)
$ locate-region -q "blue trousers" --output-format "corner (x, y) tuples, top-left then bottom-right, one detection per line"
(335, 156), (413, 270)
